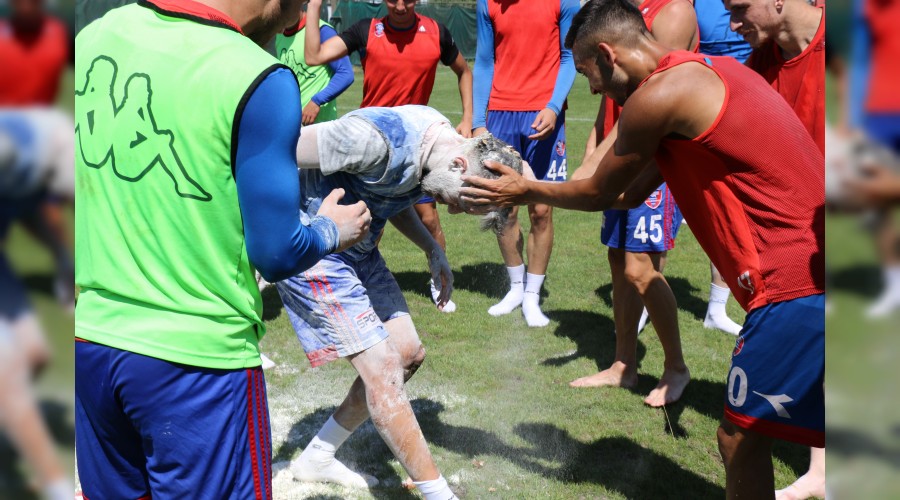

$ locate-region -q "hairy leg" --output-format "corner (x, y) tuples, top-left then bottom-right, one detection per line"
(718, 419), (775, 500)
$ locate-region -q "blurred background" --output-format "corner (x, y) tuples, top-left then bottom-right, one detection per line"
(825, 0), (900, 498)
(1, 0), (75, 498)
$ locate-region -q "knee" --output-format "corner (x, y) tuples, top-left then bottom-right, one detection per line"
(623, 264), (657, 292)
(528, 205), (553, 231)
(403, 344), (426, 381)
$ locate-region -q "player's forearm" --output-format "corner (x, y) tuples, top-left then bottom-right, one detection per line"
(304, 6), (325, 64)
(388, 206), (440, 254)
(457, 67), (474, 123)
(522, 178), (616, 212)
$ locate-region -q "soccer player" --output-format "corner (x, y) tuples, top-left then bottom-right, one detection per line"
(279, 105), (520, 499)
(74, 1), (371, 498)
(566, 0), (695, 406)
(0, 0), (70, 106)
(473, 0), (579, 327)
(304, 0), (474, 313)
(0, 108), (75, 500)
(460, 1), (825, 497)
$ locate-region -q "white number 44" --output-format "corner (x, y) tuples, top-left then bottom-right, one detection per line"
(633, 214), (663, 244)
(546, 159), (567, 181)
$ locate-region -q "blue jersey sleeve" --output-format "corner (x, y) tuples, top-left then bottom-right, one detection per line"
(473, 0), (494, 129)
(235, 68), (339, 282)
(547, 0), (579, 115)
(311, 25), (355, 107)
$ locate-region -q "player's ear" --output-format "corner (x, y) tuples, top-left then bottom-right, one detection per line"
(597, 42), (615, 67)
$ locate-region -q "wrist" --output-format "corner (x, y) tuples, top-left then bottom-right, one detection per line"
(310, 215), (340, 253)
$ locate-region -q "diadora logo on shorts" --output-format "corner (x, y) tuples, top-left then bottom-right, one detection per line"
(75, 55), (212, 201)
(644, 189), (662, 209)
(374, 22), (385, 37)
(733, 335), (745, 357)
(555, 140), (566, 156)
(737, 271), (755, 295)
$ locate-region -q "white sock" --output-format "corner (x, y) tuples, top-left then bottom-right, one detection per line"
(44, 478), (74, 500)
(488, 264), (525, 316)
(260, 353), (276, 370)
(522, 273), (550, 327)
(430, 279), (456, 313)
(414, 475), (458, 500)
(637, 307), (649, 333)
(885, 266), (900, 293)
(291, 416), (377, 487)
(704, 283), (742, 336)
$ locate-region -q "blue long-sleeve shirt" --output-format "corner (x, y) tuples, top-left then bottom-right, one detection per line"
(310, 25), (354, 107)
(234, 68), (339, 281)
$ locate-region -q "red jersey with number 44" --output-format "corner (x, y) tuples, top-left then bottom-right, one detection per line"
(647, 51), (824, 312)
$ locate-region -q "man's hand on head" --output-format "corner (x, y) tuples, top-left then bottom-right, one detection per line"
(456, 119), (474, 138)
(528, 108), (558, 141)
(460, 160), (529, 209)
(317, 188), (372, 252)
(473, 127), (488, 137)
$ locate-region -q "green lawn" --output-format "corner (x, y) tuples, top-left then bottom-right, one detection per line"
(258, 65), (810, 498)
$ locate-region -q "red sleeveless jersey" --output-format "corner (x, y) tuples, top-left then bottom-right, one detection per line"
(865, 0), (900, 113)
(646, 51), (824, 311)
(745, 7), (825, 152)
(0, 16), (69, 105)
(600, 0), (698, 137)
(360, 16), (442, 107)
(485, 0), (563, 111)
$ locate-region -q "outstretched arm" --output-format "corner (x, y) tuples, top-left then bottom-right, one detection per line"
(305, 0), (351, 65)
(450, 54), (474, 137)
(389, 206), (454, 308)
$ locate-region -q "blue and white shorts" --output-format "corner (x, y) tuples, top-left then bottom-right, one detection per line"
(724, 294), (825, 447)
(601, 183), (682, 253)
(276, 249), (409, 367)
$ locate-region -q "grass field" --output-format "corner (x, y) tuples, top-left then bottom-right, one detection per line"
(16, 64), (893, 499)
(256, 65), (811, 498)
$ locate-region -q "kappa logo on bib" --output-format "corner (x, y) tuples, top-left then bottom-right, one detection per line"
(75, 56), (212, 201)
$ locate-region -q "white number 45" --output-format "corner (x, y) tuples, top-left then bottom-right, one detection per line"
(634, 214), (663, 244)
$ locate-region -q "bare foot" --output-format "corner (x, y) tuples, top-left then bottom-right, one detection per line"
(569, 362), (638, 388)
(644, 366), (690, 407)
(775, 471), (826, 500)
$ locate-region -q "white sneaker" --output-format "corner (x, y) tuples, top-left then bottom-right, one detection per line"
(866, 291), (900, 318)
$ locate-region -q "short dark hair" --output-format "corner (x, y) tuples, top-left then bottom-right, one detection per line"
(565, 0), (649, 50)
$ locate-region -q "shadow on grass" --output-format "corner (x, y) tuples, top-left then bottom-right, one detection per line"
(825, 425), (900, 466)
(271, 405), (417, 499)
(594, 276), (705, 322)
(830, 264), (882, 299)
(261, 285), (284, 321)
(393, 263), (550, 302)
(20, 273), (55, 299)
(413, 398), (725, 499)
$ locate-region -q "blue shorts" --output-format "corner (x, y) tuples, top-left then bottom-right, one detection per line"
(275, 249), (409, 367)
(75, 341), (273, 499)
(600, 183), (682, 253)
(486, 110), (568, 182)
(724, 294), (825, 447)
(417, 195), (435, 204)
(864, 113), (900, 152)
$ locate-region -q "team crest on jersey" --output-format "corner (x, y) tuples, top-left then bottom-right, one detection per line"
(374, 22), (385, 37)
(642, 7), (650, 13)
(737, 271), (755, 295)
(644, 189), (662, 209)
(733, 335), (745, 357)
(555, 140), (565, 156)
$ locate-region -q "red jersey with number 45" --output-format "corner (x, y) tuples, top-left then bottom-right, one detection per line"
(646, 51), (824, 312)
